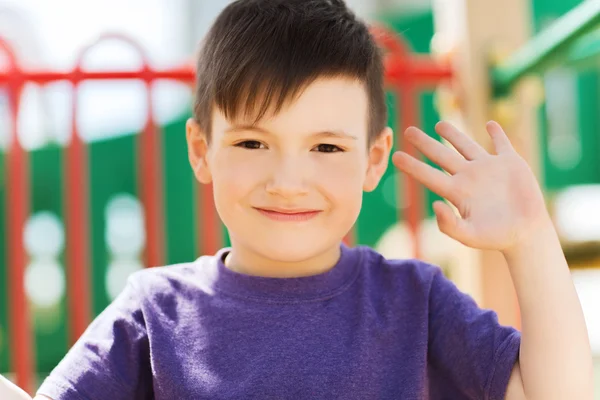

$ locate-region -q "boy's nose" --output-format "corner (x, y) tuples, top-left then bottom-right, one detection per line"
(265, 158), (310, 198)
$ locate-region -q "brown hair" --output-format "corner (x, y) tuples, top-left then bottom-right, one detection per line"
(193, 0), (387, 144)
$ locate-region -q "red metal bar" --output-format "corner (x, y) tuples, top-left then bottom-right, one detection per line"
(384, 57), (453, 88)
(197, 184), (221, 256)
(62, 40), (102, 345)
(0, 68), (196, 85)
(374, 25), (426, 259)
(397, 80), (423, 259)
(140, 94), (167, 267)
(343, 228), (356, 247)
(0, 63), (451, 89)
(0, 38), (35, 395)
(0, 61), (450, 91)
(64, 102), (92, 344)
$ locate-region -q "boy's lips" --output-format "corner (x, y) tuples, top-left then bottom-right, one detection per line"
(254, 207), (322, 222)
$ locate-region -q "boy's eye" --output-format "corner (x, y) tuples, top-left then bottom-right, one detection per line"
(235, 140), (265, 149)
(314, 144), (344, 153)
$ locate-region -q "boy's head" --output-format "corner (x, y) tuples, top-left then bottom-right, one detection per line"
(187, 0), (393, 268)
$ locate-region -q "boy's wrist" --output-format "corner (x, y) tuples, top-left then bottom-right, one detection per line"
(501, 214), (560, 266)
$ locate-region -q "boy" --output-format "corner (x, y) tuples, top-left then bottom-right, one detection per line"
(31, 0), (592, 398)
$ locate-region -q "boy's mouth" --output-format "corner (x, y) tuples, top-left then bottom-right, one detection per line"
(254, 207), (322, 222)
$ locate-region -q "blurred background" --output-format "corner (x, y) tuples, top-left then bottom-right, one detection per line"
(1, 0), (600, 396)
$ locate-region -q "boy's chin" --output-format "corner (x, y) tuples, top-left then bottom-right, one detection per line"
(253, 239), (343, 265)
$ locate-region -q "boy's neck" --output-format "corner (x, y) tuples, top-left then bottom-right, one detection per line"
(223, 243), (342, 278)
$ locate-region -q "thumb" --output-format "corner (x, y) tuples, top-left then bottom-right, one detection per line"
(432, 201), (473, 246)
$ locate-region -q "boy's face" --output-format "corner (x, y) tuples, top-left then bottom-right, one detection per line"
(187, 77), (392, 268)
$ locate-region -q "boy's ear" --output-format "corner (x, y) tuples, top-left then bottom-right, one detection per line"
(363, 127), (393, 192)
(186, 118), (212, 184)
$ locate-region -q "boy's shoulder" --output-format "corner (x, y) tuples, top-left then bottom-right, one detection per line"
(357, 245), (444, 283)
(124, 254), (220, 300)
(355, 245), (446, 299)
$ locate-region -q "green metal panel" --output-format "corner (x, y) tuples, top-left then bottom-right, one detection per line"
(162, 117), (197, 264)
(29, 145), (68, 373)
(88, 134), (137, 316)
(532, 0), (600, 190)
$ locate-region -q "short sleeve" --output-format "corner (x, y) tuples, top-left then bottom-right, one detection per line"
(37, 276), (153, 400)
(427, 268), (521, 400)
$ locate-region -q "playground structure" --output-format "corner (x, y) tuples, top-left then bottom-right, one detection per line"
(1, 0), (600, 395)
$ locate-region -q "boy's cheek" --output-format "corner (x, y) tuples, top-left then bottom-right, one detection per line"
(211, 153), (259, 180)
(322, 161), (367, 188)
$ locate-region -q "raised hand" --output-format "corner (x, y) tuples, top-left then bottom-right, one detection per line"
(392, 121), (549, 253)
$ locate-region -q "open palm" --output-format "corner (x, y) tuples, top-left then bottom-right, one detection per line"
(393, 121), (548, 252)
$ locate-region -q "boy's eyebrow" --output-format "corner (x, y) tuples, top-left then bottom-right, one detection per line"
(225, 124), (358, 140)
(314, 130), (358, 140)
(225, 125), (271, 135)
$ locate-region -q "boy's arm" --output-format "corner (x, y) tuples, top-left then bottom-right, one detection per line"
(505, 362), (525, 400)
(502, 219), (593, 399)
(394, 121), (594, 400)
(0, 374), (33, 400)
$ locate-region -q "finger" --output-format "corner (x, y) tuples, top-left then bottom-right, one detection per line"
(486, 120), (514, 154)
(404, 127), (466, 174)
(392, 152), (455, 201)
(435, 121), (487, 160)
(432, 201), (475, 246)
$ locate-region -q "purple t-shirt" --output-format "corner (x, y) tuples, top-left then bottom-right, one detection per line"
(37, 244), (520, 399)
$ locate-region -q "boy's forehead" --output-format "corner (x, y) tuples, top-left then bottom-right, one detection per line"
(214, 77), (369, 135)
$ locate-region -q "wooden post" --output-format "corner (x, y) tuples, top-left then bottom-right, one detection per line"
(431, 0), (542, 328)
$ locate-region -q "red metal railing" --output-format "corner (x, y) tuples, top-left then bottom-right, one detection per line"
(371, 26), (453, 258)
(1, 36), (33, 398)
(0, 27), (452, 394)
